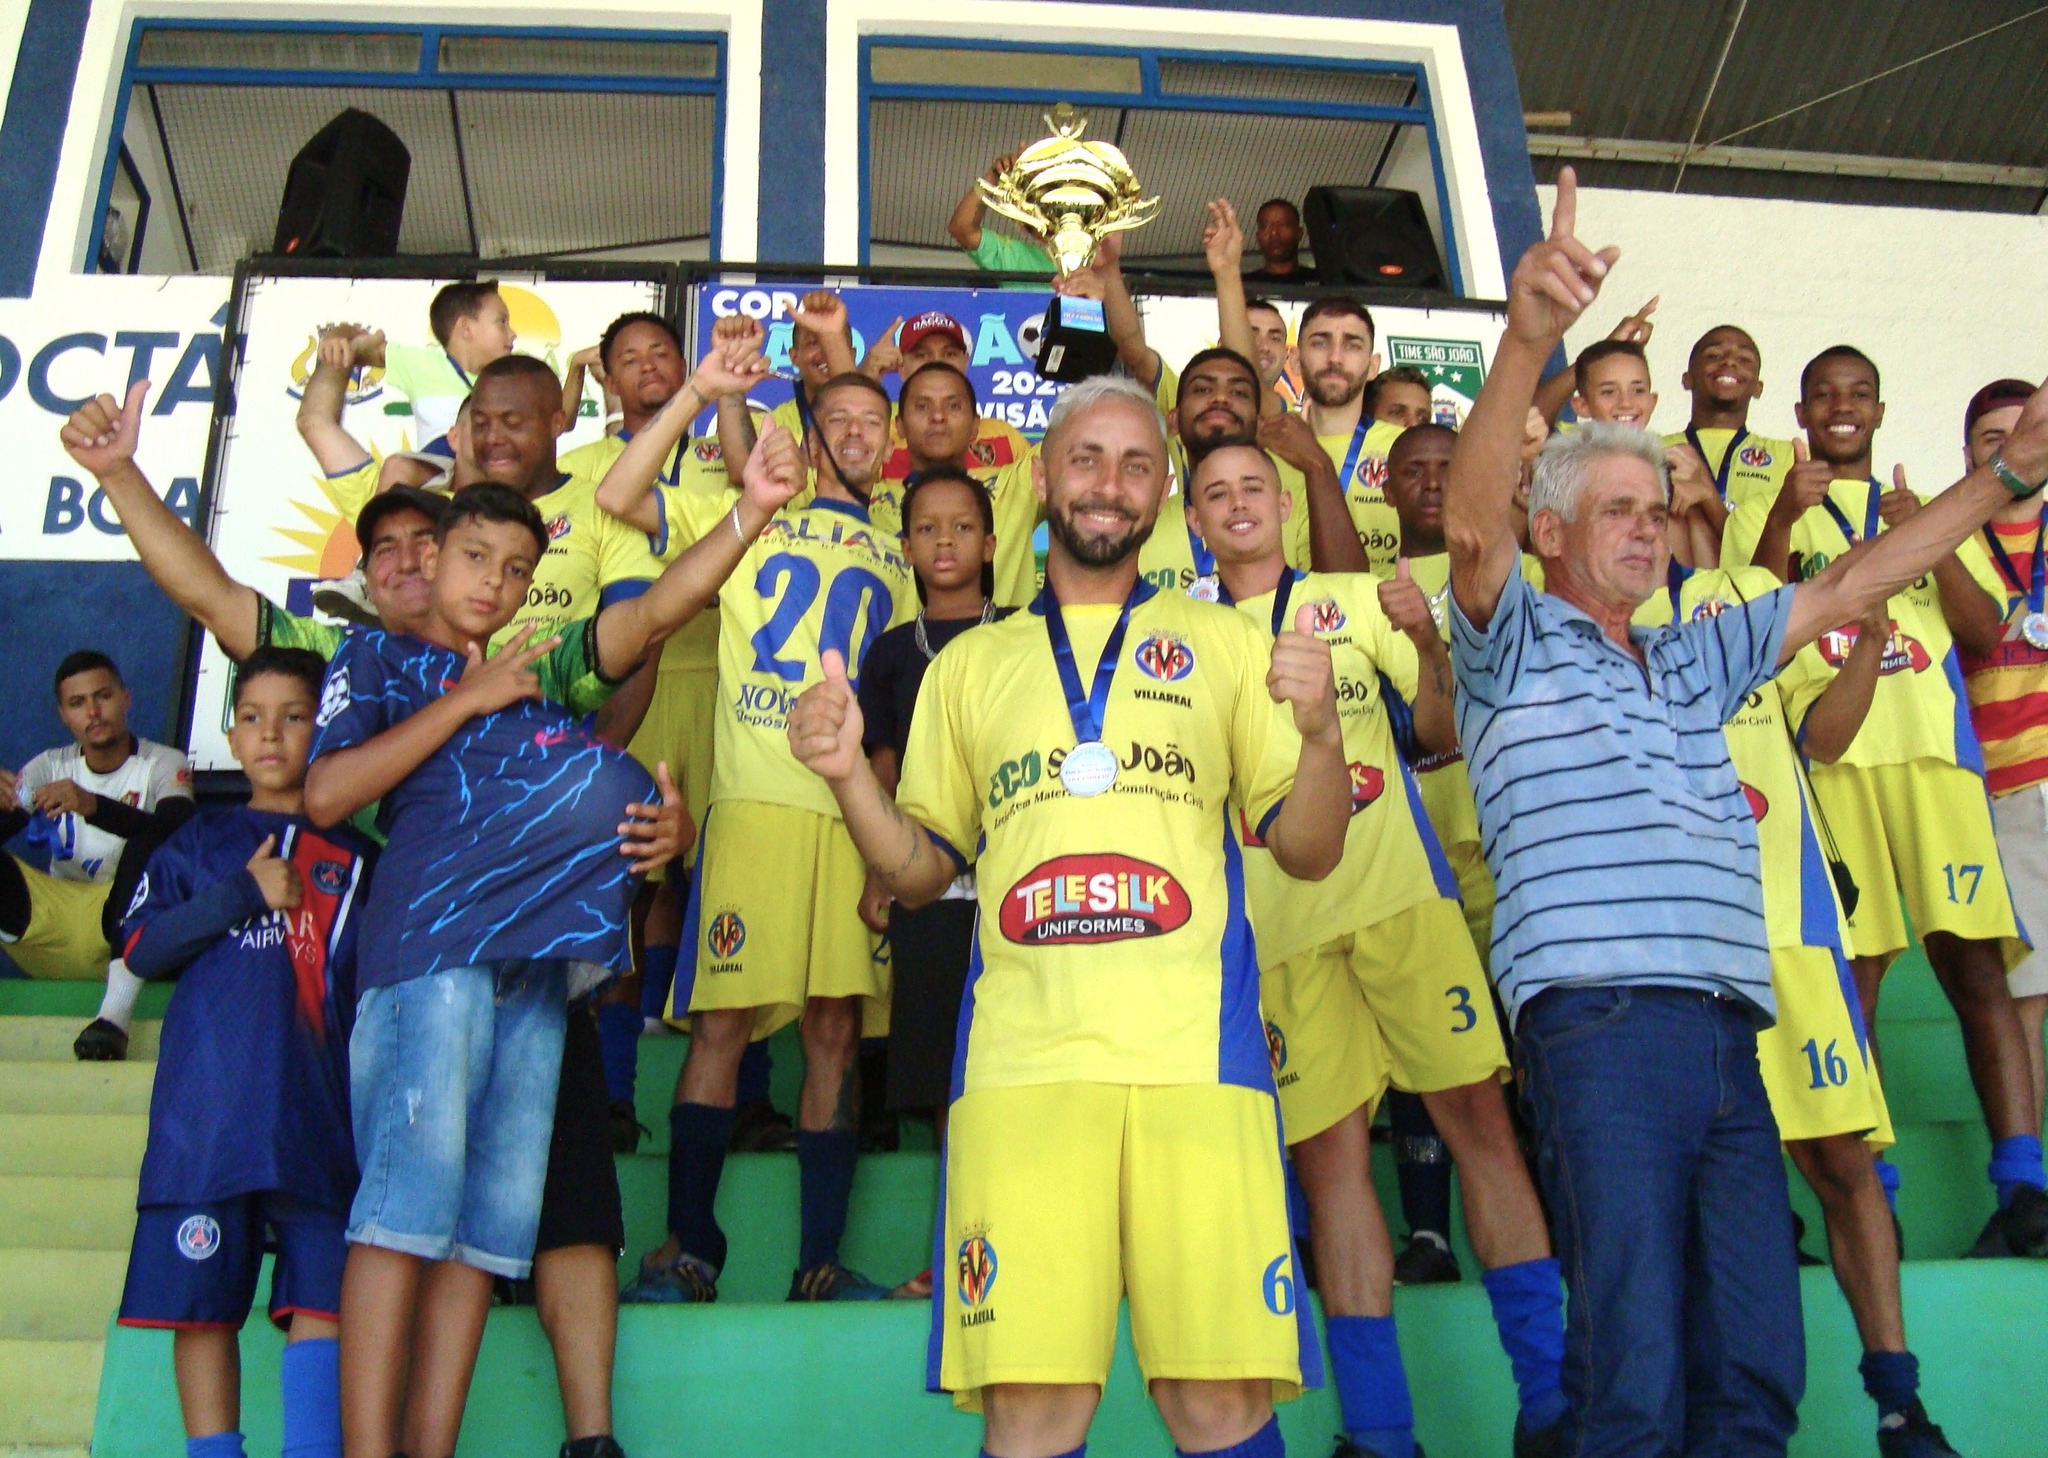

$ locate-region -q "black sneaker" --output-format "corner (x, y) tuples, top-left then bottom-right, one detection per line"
(609, 1100), (649, 1155)
(1332, 1439), (1426, 1458)
(787, 1262), (889, 1301)
(1513, 1412), (1569, 1458)
(1964, 1207), (2014, 1259)
(622, 1250), (718, 1304)
(1392, 1232), (1461, 1286)
(73, 1018), (128, 1062)
(491, 1276), (535, 1305)
(560, 1437), (628, 1458)
(731, 1100), (798, 1153)
(1792, 1210), (1826, 1266)
(2000, 1184), (2048, 1257)
(1877, 1400), (1960, 1457)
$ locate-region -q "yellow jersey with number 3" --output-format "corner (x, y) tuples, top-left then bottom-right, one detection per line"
(711, 497), (914, 817)
(1225, 571), (1459, 966)
(897, 587), (1300, 1094)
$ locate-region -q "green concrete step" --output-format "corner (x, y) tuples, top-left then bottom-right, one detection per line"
(0, 1115), (145, 1177)
(0, 1250), (127, 1341)
(0, 1018), (159, 1062)
(0, 1176), (137, 1251)
(90, 1264), (2048, 1457)
(0, 984), (170, 1020)
(0, 1061), (154, 1116)
(0, 1340), (101, 1449)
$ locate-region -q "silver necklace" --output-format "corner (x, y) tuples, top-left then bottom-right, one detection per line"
(914, 600), (997, 660)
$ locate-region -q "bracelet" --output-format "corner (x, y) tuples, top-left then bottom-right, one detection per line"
(729, 504), (747, 543)
(1991, 450), (2046, 498)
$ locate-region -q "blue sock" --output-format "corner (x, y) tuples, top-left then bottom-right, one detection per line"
(1327, 1314), (1414, 1458)
(797, 1127), (858, 1271)
(1177, 1415), (1283, 1458)
(596, 1001), (640, 1104)
(279, 1336), (341, 1458)
(1859, 1349), (1920, 1422)
(1988, 1134), (2046, 1209)
(667, 1102), (734, 1271)
(1283, 1156), (1312, 1245)
(639, 943), (679, 1021)
(187, 1433), (246, 1458)
(738, 1039), (773, 1106)
(1481, 1258), (1569, 1431)
(1875, 1155), (1901, 1211)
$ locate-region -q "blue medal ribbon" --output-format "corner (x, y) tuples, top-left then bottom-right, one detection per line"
(1036, 577), (1159, 745)
(616, 425), (683, 487)
(1982, 507), (2048, 620)
(1818, 476), (1882, 547)
(1185, 515), (1217, 577)
(1337, 417), (1371, 494)
(1684, 424), (1748, 501)
(1667, 558), (1693, 626)
(1216, 568), (1301, 635)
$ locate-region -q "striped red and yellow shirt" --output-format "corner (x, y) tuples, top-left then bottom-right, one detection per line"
(1962, 514), (2048, 796)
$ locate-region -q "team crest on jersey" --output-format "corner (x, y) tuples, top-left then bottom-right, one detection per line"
(706, 911), (746, 960)
(1000, 855), (1190, 945)
(317, 668), (350, 728)
(1742, 783), (1769, 822)
(1308, 599), (1347, 634)
(176, 1215), (221, 1262)
(1817, 623), (1930, 675)
(1266, 1020), (1288, 1076)
(967, 439), (998, 469)
(1133, 633), (1195, 682)
(546, 514), (571, 541)
(1689, 598), (1729, 622)
(1356, 456), (1389, 492)
(957, 1225), (998, 1308)
(1349, 763), (1386, 813)
(1738, 444), (1775, 469)
(693, 440), (724, 462)
(312, 860), (348, 895)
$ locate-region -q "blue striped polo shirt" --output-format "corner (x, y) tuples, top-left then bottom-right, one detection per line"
(1449, 560), (1795, 1026)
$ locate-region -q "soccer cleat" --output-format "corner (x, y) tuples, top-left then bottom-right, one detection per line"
(730, 1099), (798, 1153)
(621, 1251), (718, 1304)
(312, 570), (380, 626)
(1513, 1413), (1568, 1458)
(1791, 1211), (1826, 1267)
(1392, 1231), (1461, 1286)
(890, 1268), (934, 1300)
(559, 1437), (629, 1458)
(609, 1100), (649, 1155)
(1964, 1208), (2013, 1259)
(1331, 1439), (1426, 1458)
(788, 1262), (890, 1301)
(72, 1018), (128, 1062)
(1960, 1186), (2048, 1260)
(1877, 1401), (1961, 1457)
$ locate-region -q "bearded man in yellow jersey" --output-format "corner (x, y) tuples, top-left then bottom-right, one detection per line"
(1186, 439), (1568, 1458)
(1730, 345), (2048, 1261)
(627, 374), (914, 1305)
(1293, 299), (1412, 575)
(1667, 325), (1797, 510)
(788, 374), (1353, 1458)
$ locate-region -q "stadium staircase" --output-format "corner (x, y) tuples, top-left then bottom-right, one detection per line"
(3, 957), (2044, 1457)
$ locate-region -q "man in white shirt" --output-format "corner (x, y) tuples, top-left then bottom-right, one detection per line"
(0, 651), (193, 1057)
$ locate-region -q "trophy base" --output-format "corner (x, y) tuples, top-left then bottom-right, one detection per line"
(1035, 295), (1119, 384)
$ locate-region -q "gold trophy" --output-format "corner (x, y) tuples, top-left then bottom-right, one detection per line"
(979, 103), (1160, 275)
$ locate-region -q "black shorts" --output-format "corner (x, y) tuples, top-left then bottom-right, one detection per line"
(885, 899), (977, 1113)
(534, 1001), (625, 1255)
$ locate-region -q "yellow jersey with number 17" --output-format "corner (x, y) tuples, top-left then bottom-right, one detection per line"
(1224, 571), (1459, 967)
(711, 497), (914, 818)
(897, 586), (1301, 1095)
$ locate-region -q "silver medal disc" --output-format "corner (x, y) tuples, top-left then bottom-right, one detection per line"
(2024, 612), (2048, 652)
(1059, 740), (1119, 797)
(1188, 574), (1221, 603)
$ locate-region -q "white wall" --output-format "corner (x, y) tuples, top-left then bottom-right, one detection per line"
(1540, 185), (2048, 493)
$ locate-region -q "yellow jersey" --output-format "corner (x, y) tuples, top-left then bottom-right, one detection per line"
(1224, 571), (1458, 965)
(898, 585), (1301, 1093)
(1155, 360), (1314, 573)
(711, 497), (914, 816)
(1319, 418), (1405, 577)
(1663, 426), (1795, 510)
(324, 460), (387, 525)
(870, 451), (1044, 610)
(1723, 477), (2004, 773)
(494, 472), (660, 649)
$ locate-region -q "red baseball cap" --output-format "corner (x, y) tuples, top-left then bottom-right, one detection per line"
(899, 311), (969, 357)
(1966, 378), (2034, 439)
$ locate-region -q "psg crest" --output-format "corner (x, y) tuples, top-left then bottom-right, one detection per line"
(176, 1214), (222, 1262)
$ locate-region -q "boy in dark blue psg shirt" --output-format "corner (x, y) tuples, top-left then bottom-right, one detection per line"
(304, 451), (802, 1456)
(117, 647), (371, 1458)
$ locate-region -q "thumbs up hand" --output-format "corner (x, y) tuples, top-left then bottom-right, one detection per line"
(1377, 557), (1439, 643)
(1877, 462), (1921, 527)
(1268, 602), (1342, 745)
(788, 648), (868, 783)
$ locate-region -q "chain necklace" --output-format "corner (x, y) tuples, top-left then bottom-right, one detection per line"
(914, 600), (998, 661)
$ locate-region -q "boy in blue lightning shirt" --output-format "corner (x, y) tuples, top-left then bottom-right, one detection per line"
(117, 647), (373, 1458)
(306, 445), (803, 1456)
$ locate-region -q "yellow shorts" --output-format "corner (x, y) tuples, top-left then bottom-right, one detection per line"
(626, 666), (717, 879)
(1756, 944), (1894, 1147)
(934, 1081), (1309, 1409)
(1263, 898), (1507, 1142)
(1445, 839), (1496, 972)
(1809, 760), (2026, 968)
(1, 860), (112, 979)
(673, 799), (888, 1039)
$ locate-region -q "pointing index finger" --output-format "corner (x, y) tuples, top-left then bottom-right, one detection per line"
(1549, 166), (1577, 243)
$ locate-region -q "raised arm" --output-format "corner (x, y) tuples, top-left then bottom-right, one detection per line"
(594, 336), (766, 534)
(561, 344), (602, 434)
(1203, 200), (1272, 415)
(62, 384), (264, 659)
(1785, 376), (2048, 662)
(1095, 238), (1162, 390)
(1259, 411), (1367, 573)
(1874, 466), (2004, 656)
(948, 154), (1012, 252)
(792, 291), (859, 379)
(1377, 562), (1457, 756)
(297, 328), (375, 476)
(1446, 169), (1618, 628)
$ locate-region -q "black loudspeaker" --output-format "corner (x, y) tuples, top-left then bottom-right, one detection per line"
(1302, 186), (1446, 292)
(273, 109), (410, 258)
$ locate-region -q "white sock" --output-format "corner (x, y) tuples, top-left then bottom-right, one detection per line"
(96, 958), (144, 1030)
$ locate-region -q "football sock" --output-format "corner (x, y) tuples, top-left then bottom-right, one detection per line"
(280, 1336), (342, 1458)
(187, 1432), (247, 1458)
(1327, 1313), (1415, 1458)
(738, 1040), (773, 1107)
(1988, 1134), (2046, 1208)
(1859, 1349), (1920, 1424)
(1177, 1415), (1282, 1458)
(1389, 1092), (1453, 1243)
(96, 957), (145, 1031)
(1874, 1155), (1901, 1211)
(638, 943), (679, 1022)
(667, 1103), (734, 1271)
(982, 1450), (1082, 1458)
(1481, 1258), (1568, 1430)
(797, 1127), (858, 1271)
(596, 1002), (640, 1104)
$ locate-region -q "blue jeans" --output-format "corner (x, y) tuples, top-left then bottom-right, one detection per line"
(348, 962), (569, 1278)
(1516, 986), (1803, 1457)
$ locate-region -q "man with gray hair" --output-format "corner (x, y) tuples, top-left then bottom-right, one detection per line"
(786, 371), (1354, 1458)
(1445, 170), (2048, 1457)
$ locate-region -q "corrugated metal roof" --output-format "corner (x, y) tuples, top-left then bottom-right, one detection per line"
(1508, 0), (2048, 211)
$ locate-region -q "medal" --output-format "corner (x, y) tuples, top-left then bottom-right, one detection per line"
(1683, 423), (1747, 502)
(1982, 506), (2048, 655)
(1059, 741), (1119, 797)
(1819, 477), (1883, 547)
(1188, 574), (1221, 602)
(2025, 613), (2048, 652)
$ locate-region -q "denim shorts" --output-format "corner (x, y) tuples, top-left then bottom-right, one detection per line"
(347, 961), (569, 1278)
